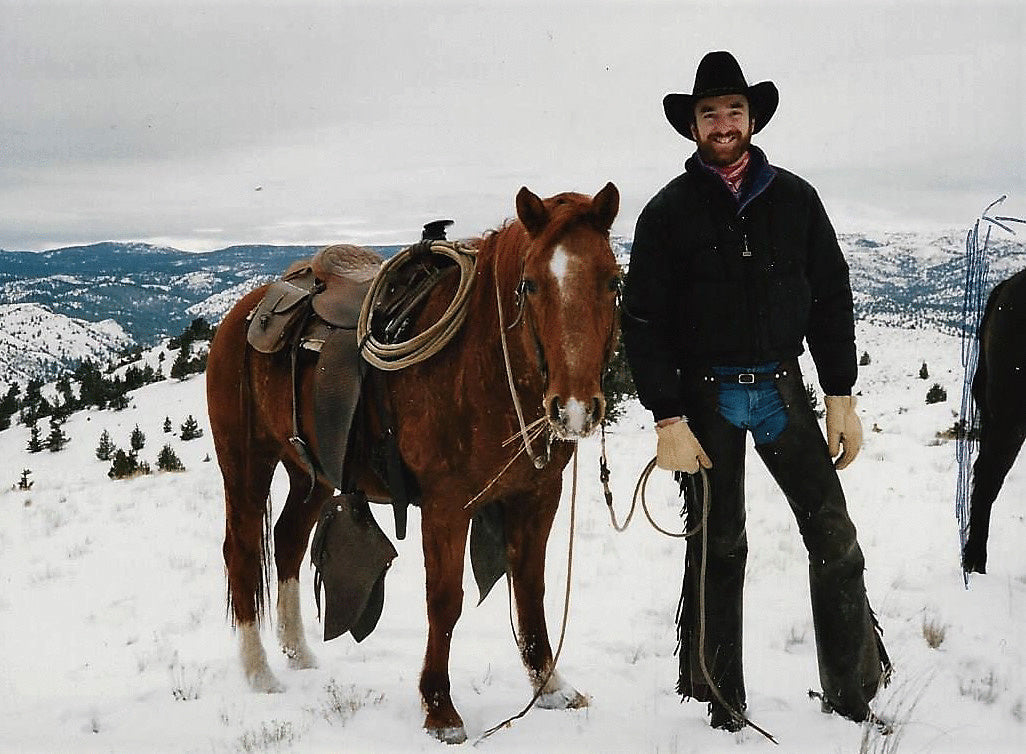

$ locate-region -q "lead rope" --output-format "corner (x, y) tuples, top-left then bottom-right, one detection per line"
(475, 445), (580, 743)
(494, 262), (551, 470)
(604, 441), (777, 744)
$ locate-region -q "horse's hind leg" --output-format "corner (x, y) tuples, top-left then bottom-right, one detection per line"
(419, 505), (471, 743)
(219, 447), (283, 692)
(273, 458), (333, 669)
(964, 418), (1026, 573)
(504, 493), (587, 709)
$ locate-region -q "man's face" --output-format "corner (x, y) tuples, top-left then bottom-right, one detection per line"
(690, 94), (754, 167)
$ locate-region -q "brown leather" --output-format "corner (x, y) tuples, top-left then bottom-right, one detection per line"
(312, 244), (383, 284)
(314, 325), (366, 491)
(246, 279), (314, 354)
(310, 491), (398, 642)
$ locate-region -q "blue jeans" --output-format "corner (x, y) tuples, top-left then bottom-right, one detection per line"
(712, 363), (788, 445)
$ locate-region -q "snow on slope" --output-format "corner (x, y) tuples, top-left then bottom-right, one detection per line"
(0, 303), (132, 390)
(0, 323), (1024, 753)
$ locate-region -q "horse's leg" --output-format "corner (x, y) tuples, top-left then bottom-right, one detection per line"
(419, 503), (471, 744)
(273, 459), (332, 669)
(964, 418), (1026, 573)
(219, 447), (283, 692)
(503, 491), (587, 709)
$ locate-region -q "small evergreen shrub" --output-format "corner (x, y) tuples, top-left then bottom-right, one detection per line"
(157, 444), (185, 472)
(163, 416), (173, 433)
(180, 415), (203, 441)
(96, 429), (116, 461)
(26, 422), (43, 453)
(859, 351), (871, 366)
(46, 418), (70, 452)
(926, 383), (947, 404)
(919, 362), (929, 380)
(18, 469), (33, 490)
(806, 383), (825, 419)
(130, 424), (146, 451)
(108, 449), (139, 479)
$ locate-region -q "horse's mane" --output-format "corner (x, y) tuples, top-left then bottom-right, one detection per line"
(472, 192), (603, 270)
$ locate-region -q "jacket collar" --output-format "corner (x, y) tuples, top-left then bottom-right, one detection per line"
(686, 145), (777, 213)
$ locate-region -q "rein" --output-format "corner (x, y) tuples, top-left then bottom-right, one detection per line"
(603, 448), (778, 743)
(494, 259), (553, 470)
(476, 445), (580, 743)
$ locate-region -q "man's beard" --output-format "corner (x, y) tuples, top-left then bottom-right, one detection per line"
(696, 129), (752, 167)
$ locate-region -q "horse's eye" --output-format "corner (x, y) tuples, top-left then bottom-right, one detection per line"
(523, 278), (539, 294)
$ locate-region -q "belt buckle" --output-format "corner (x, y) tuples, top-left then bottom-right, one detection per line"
(737, 373), (755, 384)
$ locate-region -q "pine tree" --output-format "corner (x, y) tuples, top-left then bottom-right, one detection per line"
(130, 424), (146, 451)
(926, 383), (947, 404)
(170, 342), (191, 380)
(163, 416), (173, 433)
(180, 415), (203, 441)
(805, 383), (825, 419)
(18, 469), (33, 490)
(96, 429), (116, 461)
(0, 383), (20, 431)
(157, 444), (185, 471)
(26, 421), (43, 453)
(859, 351), (871, 366)
(46, 417), (70, 452)
(108, 448), (139, 479)
(919, 362), (929, 379)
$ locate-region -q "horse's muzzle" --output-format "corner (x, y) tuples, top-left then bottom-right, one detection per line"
(546, 394), (605, 439)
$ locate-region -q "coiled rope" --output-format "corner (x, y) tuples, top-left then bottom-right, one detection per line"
(357, 240), (478, 371)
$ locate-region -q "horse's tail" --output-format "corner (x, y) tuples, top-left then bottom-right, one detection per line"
(223, 336), (275, 627)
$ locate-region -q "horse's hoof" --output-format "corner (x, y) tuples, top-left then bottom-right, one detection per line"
(246, 667), (285, 694)
(282, 645), (318, 670)
(426, 725), (467, 745)
(537, 686), (589, 710)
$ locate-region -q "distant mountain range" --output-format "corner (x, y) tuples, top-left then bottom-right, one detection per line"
(1, 231), (1024, 389)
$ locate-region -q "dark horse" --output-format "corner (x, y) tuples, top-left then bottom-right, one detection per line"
(207, 183), (620, 742)
(962, 267), (1026, 573)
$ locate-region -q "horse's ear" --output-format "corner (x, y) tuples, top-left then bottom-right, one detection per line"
(590, 182), (619, 233)
(516, 187), (548, 238)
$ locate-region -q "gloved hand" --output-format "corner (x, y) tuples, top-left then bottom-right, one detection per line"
(824, 395), (862, 470)
(655, 418), (712, 474)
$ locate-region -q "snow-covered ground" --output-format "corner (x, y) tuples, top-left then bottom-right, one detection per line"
(1, 322), (1025, 753)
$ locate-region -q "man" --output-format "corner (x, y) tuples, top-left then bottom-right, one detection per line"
(621, 51), (891, 732)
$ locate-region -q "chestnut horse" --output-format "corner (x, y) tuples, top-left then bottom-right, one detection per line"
(962, 267), (1026, 573)
(206, 183), (620, 742)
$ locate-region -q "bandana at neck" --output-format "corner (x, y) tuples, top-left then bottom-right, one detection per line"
(708, 150), (750, 195)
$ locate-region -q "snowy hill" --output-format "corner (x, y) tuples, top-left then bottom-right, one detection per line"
(0, 303), (132, 387)
(3, 230), (1024, 390)
(1, 322), (1024, 753)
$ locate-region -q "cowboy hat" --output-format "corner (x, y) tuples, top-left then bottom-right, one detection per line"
(663, 51), (779, 140)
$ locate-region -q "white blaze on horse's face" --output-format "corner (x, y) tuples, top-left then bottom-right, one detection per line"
(515, 183), (621, 441)
(531, 237), (616, 440)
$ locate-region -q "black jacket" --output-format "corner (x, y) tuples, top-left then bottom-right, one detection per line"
(622, 146), (856, 420)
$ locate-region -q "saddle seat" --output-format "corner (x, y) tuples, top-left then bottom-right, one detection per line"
(293, 244), (384, 329)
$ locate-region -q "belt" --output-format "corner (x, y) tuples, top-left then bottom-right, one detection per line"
(702, 367), (790, 385)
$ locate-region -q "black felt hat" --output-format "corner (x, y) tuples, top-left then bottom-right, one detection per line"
(663, 51), (779, 141)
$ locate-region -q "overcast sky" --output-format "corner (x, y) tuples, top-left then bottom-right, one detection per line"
(1, 0), (1024, 251)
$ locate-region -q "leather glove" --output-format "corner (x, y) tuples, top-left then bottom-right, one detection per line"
(655, 419), (712, 474)
(824, 395), (862, 470)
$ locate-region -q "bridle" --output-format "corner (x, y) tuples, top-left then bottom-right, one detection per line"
(494, 246), (620, 471)
(495, 259), (554, 469)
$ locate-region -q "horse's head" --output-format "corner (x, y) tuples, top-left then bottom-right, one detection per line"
(513, 182), (620, 439)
